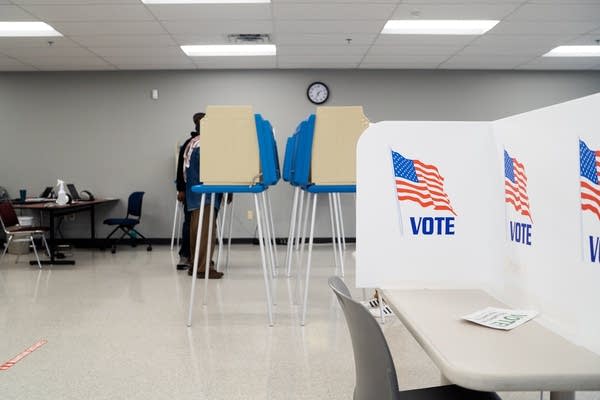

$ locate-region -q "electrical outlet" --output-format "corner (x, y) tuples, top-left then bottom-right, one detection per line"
(247, 210), (253, 220)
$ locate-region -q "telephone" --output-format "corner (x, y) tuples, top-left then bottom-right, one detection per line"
(80, 190), (95, 201)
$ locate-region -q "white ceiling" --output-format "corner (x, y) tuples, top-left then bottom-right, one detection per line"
(0, 0), (599, 71)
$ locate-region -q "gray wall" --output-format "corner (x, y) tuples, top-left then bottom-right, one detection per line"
(1, 69), (600, 239)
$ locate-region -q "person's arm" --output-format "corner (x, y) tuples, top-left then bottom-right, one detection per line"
(176, 142), (187, 194)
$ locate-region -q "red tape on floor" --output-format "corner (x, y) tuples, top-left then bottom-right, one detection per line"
(0, 339), (47, 371)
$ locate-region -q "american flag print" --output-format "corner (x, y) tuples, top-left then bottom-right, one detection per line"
(504, 150), (532, 222)
(391, 150), (457, 215)
(580, 139), (600, 221)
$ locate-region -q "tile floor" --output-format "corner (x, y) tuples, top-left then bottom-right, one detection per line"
(0, 244), (598, 400)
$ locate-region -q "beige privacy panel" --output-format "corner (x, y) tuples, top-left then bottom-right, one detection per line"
(311, 106), (370, 185)
(199, 105), (260, 185)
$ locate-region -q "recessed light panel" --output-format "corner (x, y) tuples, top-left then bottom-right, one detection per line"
(0, 22), (62, 37)
(544, 46), (600, 57)
(382, 20), (499, 35)
(142, 0), (269, 3)
(181, 44), (276, 56)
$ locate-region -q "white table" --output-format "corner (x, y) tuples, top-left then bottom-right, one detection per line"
(380, 289), (600, 400)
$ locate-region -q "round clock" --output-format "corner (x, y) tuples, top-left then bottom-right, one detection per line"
(307, 81), (330, 105)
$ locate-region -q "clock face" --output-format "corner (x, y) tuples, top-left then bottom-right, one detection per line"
(307, 82), (329, 105)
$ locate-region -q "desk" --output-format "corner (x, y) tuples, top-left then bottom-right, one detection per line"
(13, 199), (118, 265)
(380, 289), (600, 400)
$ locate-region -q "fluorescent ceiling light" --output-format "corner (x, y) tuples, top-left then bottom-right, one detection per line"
(141, 0), (269, 3)
(0, 21), (62, 37)
(382, 20), (499, 35)
(181, 44), (276, 56)
(544, 46), (600, 57)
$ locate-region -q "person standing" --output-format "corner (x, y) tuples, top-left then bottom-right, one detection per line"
(175, 112), (205, 270)
(182, 120), (224, 279)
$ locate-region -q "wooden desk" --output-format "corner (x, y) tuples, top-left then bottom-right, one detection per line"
(13, 199), (118, 265)
(380, 289), (600, 400)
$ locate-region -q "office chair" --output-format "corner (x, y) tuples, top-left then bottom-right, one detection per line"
(328, 277), (502, 400)
(0, 201), (50, 269)
(103, 192), (152, 254)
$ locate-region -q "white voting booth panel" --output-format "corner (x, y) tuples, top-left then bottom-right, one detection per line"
(356, 121), (503, 289)
(492, 93), (600, 354)
(356, 93), (600, 355)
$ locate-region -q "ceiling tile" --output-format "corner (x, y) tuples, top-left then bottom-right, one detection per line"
(0, 5), (38, 20)
(458, 45), (547, 56)
(518, 57), (600, 70)
(193, 56), (276, 69)
(0, 65), (37, 70)
(171, 34), (231, 45)
(0, 55), (28, 66)
(566, 35), (600, 45)
(359, 61), (439, 69)
(401, 0), (521, 3)
(16, 55), (110, 66)
(468, 34), (576, 48)
(13, 0), (139, 4)
(90, 46), (184, 57)
(273, 3), (395, 20)
(362, 54), (448, 64)
(103, 54), (193, 65)
(148, 4), (271, 20)
(367, 44), (462, 56)
(275, 33), (377, 46)
(278, 45), (369, 56)
(70, 35), (176, 48)
(439, 55), (533, 69)
(507, 4), (600, 22)
(391, 4), (519, 20)
(374, 34), (476, 46)
(116, 64), (193, 70)
(0, 37), (80, 49)
(162, 20), (273, 35)
(275, 20), (385, 34)
(489, 21), (599, 35)
(278, 54), (362, 67)
(38, 64), (116, 70)
(1, 46), (95, 58)
(19, 5), (155, 22)
(51, 21), (167, 35)
(273, 0), (397, 3)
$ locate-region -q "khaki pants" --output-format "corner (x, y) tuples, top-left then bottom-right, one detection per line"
(189, 204), (218, 272)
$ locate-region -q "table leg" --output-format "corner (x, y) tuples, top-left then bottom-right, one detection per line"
(550, 392), (574, 400)
(30, 209), (75, 266)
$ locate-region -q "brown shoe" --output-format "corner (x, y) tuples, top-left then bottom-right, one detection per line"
(187, 268), (223, 279)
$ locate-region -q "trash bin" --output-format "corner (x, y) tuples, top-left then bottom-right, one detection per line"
(8, 216), (34, 255)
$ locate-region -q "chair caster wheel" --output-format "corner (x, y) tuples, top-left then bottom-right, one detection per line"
(147, 246), (152, 251)
(111, 246), (116, 254)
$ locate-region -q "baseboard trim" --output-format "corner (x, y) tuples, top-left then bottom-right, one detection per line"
(21, 237), (356, 248)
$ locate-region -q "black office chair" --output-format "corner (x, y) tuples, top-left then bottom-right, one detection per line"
(103, 192), (152, 254)
(328, 277), (501, 400)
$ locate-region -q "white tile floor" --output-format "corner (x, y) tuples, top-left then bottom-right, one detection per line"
(0, 244), (598, 400)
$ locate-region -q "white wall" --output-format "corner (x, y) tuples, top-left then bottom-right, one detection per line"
(1, 69), (599, 238)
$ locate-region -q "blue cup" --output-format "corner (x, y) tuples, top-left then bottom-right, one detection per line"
(19, 189), (27, 201)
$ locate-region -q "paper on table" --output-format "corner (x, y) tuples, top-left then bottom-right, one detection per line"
(462, 307), (538, 330)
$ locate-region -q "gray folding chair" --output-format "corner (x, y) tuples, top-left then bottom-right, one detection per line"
(328, 277), (501, 400)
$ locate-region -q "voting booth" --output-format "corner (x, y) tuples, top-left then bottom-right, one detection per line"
(356, 93), (600, 355)
(188, 105), (279, 327)
(311, 106), (370, 185)
(283, 106), (370, 325)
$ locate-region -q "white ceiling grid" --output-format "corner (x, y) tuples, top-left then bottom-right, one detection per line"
(0, 0), (598, 70)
